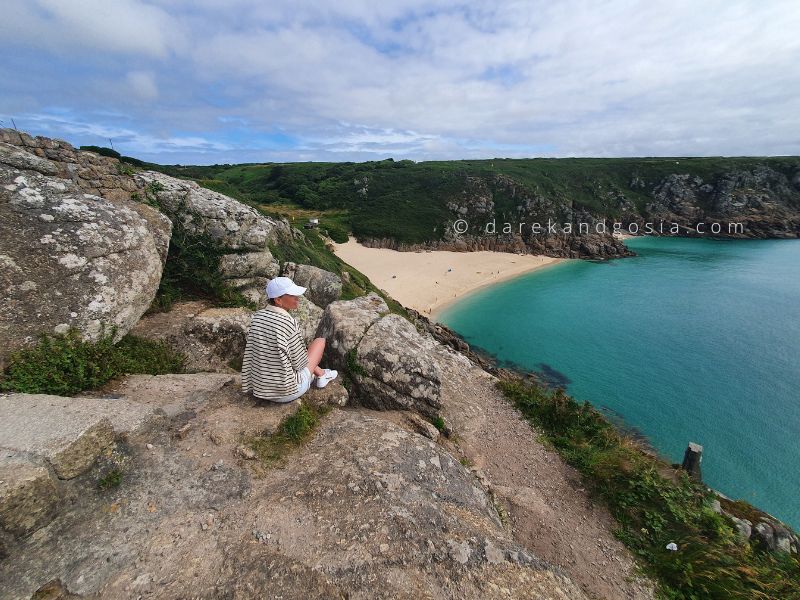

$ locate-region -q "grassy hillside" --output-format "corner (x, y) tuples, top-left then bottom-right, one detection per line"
(136, 156), (800, 245)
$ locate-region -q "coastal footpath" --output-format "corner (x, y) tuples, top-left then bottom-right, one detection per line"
(1, 130), (798, 599)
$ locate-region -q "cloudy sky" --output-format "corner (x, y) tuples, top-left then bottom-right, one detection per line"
(2, 0), (799, 164)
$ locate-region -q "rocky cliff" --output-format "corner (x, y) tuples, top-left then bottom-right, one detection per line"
(2, 131), (797, 599)
(0, 129), (291, 369)
(357, 165), (800, 258)
(159, 155), (800, 259)
(1, 130), (645, 599)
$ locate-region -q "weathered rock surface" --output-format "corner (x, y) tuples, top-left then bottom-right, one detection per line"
(0, 129), (140, 202)
(0, 373), (240, 559)
(218, 250), (280, 302)
(131, 302), (251, 372)
(281, 262), (343, 308)
(291, 296), (326, 344)
(136, 171), (291, 251)
(353, 314), (443, 417)
(0, 137), (171, 368)
(0, 452), (59, 537)
(94, 372), (238, 420)
(0, 375), (589, 600)
(0, 395), (115, 480)
(316, 293), (445, 416)
(218, 250), (280, 280)
(752, 519), (799, 554)
(316, 292), (391, 364)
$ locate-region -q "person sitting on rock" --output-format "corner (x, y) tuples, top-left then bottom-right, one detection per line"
(241, 276), (337, 403)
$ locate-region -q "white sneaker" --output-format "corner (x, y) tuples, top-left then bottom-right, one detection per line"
(314, 369), (338, 388)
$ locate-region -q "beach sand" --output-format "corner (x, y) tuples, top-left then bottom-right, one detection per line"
(331, 238), (563, 321)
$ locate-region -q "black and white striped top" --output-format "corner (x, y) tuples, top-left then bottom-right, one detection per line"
(241, 305), (309, 400)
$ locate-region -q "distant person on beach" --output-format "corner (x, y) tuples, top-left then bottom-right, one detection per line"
(241, 277), (337, 403)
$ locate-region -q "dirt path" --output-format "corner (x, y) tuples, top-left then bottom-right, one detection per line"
(432, 344), (656, 600)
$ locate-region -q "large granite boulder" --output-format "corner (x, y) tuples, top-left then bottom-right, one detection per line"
(281, 262), (342, 308)
(218, 250), (281, 304)
(752, 520), (799, 554)
(218, 251), (280, 279)
(292, 296), (325, 344)
(0, 142), (171, 369)
(316, 293), (443, 417)
(354, 314), (443, 416)
(136, 171), (290, 251)
(315, 292), (390, 367)
(131, 302), (251, 372)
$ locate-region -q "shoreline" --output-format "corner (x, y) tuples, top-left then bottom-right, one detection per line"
(331, 238), (564, 321)
(429, 257), (567, 321)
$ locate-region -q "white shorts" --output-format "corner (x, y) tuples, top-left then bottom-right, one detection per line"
(270, 367), (312, 403)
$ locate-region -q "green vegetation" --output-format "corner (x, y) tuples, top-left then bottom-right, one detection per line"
(246, 403), (330, 465)
(498, 378), (800, 599)
(143, 183), (256, 313)
(267, 227), (409, 317)
(344, 348), (368, 377)
(0, 328), (185, 396)
(97, 468), (124, 490)
(143, 156), (800, 247)
(427, 414), (452, 437)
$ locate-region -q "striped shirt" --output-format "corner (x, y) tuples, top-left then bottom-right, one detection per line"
(241, 305), (309, 400)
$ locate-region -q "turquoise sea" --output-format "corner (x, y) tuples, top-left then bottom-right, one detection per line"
(438, 237), (800, 528)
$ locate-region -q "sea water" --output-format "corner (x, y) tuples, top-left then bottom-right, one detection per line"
(437, 237), (800, 528)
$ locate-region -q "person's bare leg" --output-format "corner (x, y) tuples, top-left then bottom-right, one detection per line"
(306, 338), (326, 376)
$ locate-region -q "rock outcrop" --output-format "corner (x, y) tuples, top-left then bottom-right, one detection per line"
(0, 131), (172, 368)
(316, 293), (443, 417)
(281, 262), (343, 308)
(0, 379), (588, 599)
(218, 250), (281, 305)
(135, 171), (291, 301)
(135, 171), (290, 251)
(642, 167), (800, 238)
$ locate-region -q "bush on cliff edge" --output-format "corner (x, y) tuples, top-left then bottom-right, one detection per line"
(0, 328), (185, 396)
(499, 378), (800, 600)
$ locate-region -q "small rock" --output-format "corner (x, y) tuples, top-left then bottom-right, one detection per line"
(236, 445), (256, 460)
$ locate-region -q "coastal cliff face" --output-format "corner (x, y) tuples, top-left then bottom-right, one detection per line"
(638, 168), (800, 238)
(356, 165), (800, 257)
(159, 154), (800, 259)
(357, 173), (634, 258)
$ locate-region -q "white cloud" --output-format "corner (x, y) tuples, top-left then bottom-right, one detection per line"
(0, 0), (182, 58)
(2, 0), (799, 162)
(126, 71), (159, 101)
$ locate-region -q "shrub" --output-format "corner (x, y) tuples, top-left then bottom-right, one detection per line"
(79, 145), (120, 159)
(146, 189), (255, 312)
(0, 328), (185, 396)
(246, 404), (330, 465)
(498, 378), (800, 599)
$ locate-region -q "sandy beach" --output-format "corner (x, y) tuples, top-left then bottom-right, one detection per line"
(331, 238), (563, 321)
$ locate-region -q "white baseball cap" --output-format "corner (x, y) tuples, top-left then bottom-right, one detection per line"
(266, 276), (307, 298)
